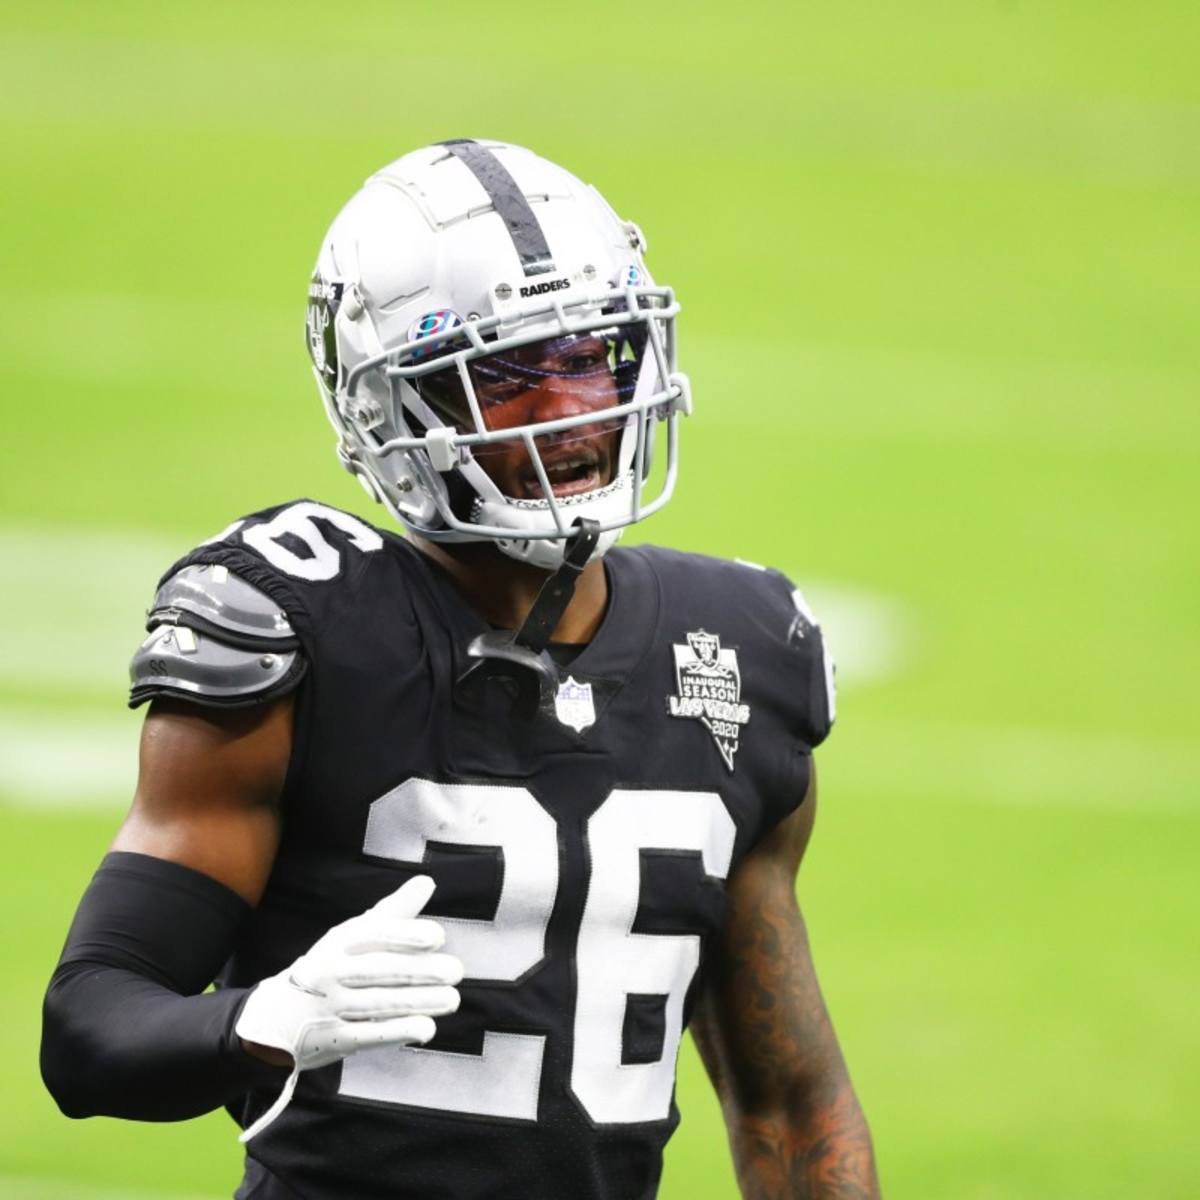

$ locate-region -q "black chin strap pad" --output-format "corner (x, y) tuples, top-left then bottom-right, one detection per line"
(512, 519), (600, 654)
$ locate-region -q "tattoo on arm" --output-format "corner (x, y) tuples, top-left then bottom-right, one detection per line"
(693, 795), (880, 1199)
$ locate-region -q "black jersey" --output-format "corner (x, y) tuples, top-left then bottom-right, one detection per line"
(156, 499), (834, 1200)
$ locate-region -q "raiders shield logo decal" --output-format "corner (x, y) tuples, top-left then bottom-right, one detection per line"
(666, 630), (751, 771)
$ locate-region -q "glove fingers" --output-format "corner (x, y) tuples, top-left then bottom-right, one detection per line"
(334, 984), (461, 1019)
(365, 874), (436, 921)
(318, 878), (439, 952)
(343, 1014), (437, 1053)
(293, 1012), (435, 1069)
(338, 952), (464, 988)
(344, 918), (446, 954)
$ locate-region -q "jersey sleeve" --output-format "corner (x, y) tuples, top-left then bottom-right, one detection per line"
(765, 569), (837, 752)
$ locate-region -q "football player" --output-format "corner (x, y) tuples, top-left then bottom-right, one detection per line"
(41, 140), (880, 1199)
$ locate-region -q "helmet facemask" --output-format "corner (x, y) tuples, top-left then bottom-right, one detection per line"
(338, 284), (689, 569)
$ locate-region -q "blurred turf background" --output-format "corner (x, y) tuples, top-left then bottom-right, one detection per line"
(2, 2), (1198, 1197)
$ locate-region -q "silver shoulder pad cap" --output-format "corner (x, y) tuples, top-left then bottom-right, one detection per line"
(148, 563), (295, 643)
(130, 564), (304, 708)
(129, 622), (304, 708)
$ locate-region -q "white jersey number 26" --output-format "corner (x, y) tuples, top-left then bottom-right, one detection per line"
(338, 779), (736, 1126)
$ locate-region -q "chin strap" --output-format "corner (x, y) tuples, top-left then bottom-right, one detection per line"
(457, 519), (600, 718)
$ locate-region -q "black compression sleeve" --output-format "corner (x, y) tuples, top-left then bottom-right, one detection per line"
(41, 851), (287, 1121)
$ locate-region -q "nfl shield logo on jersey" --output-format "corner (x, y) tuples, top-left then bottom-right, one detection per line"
(666, 629), (751, 771)
(555, 675), (596, 732)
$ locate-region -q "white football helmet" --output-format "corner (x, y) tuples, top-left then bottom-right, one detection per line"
(306, 139), (691, 569)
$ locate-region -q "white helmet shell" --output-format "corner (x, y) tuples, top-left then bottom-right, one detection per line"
(306, 139), (690, 569)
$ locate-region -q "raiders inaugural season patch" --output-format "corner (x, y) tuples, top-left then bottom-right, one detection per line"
(666, 630), (751, 771)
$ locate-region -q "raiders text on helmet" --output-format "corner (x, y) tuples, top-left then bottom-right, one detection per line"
(519, 277), (571, 299)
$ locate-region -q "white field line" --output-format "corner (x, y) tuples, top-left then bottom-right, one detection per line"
(12, 706), (1192, 816)
(5, 527), (1197, 815)
(0, 527), (184, 697)
(3, 527), (1196, 816)
(801, 583), (912, 686)
(0, 527), (909, 809)
(0, 526), (904, 698)
(0, 711), (139, 807)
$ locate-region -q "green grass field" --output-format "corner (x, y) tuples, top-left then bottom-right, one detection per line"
(2, 3), (1198, 1196)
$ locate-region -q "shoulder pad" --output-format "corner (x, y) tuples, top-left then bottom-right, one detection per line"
(147, 564), (298, 647)
(129, 565), (305, 709)
(129, 625), (305, 709)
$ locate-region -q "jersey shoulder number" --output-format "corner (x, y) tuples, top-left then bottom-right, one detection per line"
(203, 499), (385, 583)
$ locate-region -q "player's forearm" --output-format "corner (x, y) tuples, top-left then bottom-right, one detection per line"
(42, 963), (273, 1120)
(40, 851), (285, 1121)
(728, 1082), (880, 1200)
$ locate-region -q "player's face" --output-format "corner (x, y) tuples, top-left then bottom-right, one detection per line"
(422, 334), (624, 500)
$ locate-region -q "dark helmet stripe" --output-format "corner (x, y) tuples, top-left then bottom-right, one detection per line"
(441, 139), (556, 277)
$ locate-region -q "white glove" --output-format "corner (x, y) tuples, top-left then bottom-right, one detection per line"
(236, 874), (461, 1141)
